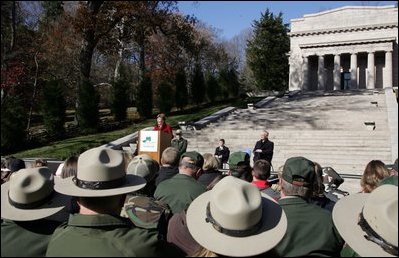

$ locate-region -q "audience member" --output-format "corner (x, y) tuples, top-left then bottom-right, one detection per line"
(31, 158), (48, 168)
(309, 162), (336, 212)
(155, 147), (180, 186)
(253, 130), (274, 165)
(197, 153), (222, 188)
(1, 167), (69, 257)
(205, 174), (228, 191)
(1, 157), (26, 184)
(154, 151), (206, 214)
(360, 160), (390, 193)
(274, 156), (344, 256)
(60, 155), (78, 179)
(228, 151), (252, 182)
(171, 129), (188, 157)
(390, 158), (398, 176)
(185, 176), (288, 257)
(251, 159), (280, 201)
(214, 139), (230, 169)
(333, 184), (398, 257)
(153, 113), (173, 136)
(46, 147), (183, 256)
(126, 154), (159, 197)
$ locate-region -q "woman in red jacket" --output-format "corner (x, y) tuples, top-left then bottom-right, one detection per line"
(153, 113), (173, 136)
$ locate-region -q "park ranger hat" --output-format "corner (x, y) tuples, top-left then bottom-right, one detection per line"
(55, 147), (146, 197)
(1, 167), (68, 221)
(186, 176), (287, 257)
(333, 184), (398, 257)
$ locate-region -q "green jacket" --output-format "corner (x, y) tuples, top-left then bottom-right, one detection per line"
(171, 138), (188, 157)
(274, 196), (344, 257)
(46, 214), (184, 257)
(154, 174), (205, 214)
(1, 219), (62, 257)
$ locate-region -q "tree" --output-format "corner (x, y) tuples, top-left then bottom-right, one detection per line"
(41, 79), (66, 139)
(111, 64), (130, 122)
(206, 73), (219, 103)
(1, 96), (27, 154)
(157, 80), (174, 114)
(136, 75), (152, 118)
(191, 62), (205, 105)
(175, 69), (188, 110)
(76, 79), (99, 133)
(246, 9), (289, 91)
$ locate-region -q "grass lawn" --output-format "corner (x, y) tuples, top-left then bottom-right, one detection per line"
(9, 103), (233, 160)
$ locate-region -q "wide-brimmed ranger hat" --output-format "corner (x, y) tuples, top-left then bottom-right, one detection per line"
(186, 176), (287, 257)
(1, 167), (67, 221)
(55, 148), (146, 197)
(333, 184), (398, 257)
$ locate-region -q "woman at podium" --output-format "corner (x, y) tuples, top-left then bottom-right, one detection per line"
(153, 113), (173, 136)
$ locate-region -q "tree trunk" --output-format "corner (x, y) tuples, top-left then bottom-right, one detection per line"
(26, 51), (39, 139)
(75, 1), (103, 123)
(10, 1), (16, 51)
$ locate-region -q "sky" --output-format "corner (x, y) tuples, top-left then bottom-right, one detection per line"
(177, 1), (397, 40)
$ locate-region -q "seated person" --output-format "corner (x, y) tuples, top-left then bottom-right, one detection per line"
(197, 153), (222, 188)
(228, 151), (252, 182)
(251, 159), (280, 201)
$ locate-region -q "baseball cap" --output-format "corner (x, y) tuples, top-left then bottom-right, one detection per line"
(282, 157), (315, 187)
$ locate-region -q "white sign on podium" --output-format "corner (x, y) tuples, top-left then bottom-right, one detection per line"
(139, 130), (159, 152)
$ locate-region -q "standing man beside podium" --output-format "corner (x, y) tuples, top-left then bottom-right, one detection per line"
(153, 113), (173, 137)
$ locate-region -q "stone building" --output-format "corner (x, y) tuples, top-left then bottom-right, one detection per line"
(288, 5), (398, 91)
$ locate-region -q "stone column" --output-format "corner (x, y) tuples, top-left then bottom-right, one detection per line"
(350, 52), (358, 89)
(384, 50), (392, 88)
(318, 55), (325, 90)
(333, 54), (341, 90)
(367, 51), (375, 89)
(302, 56), (309, 91)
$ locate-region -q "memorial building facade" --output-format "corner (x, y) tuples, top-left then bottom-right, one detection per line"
(288, 5), (398, 91)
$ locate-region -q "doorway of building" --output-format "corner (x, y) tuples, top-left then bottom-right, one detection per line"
(340, 72), (351, 90)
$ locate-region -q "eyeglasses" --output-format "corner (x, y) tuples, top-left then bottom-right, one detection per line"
(358, 209), (398, 256)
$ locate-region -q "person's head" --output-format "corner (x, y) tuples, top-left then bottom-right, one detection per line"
(179, 151), (204, 179)
(228, 152), (252, 182)
(391, 158), (398, 176)
(260, 130), (269, 140)
(61, 156), (78, 179)
(218, 139), (225, 147)
(332, 184), (398, 257)
(252, 159), (271, 180)
(1, 167), (68, 222)
(175, 129), (183, 139)
(280, 156), (315, 199)
(361, 160), (390, 193)
(127, 154), (159, 183)
(161, 147), (180, 167)
(7, 157), (26, 173)
(312, 162), (325, 198)
(32, 158), (47, 168)
(54, 147), (147, 215)
(202, 153), (220, 171)
(186, 176), (287, 257)
(156, 113), (166, 127)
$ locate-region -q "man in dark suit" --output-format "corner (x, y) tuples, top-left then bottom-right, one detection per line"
(214, 139), (230, 169)
(253, 130), (274, 165)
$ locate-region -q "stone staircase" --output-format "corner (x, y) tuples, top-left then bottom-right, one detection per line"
(184, 89), (394, 193)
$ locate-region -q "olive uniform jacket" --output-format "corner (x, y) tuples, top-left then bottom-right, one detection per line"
(154, 174), (206, 214)
(171, 138), (188, 157)
(46, 214), (184, 257)
(1, 219), (62, 257)
(274, 196), (344, 257)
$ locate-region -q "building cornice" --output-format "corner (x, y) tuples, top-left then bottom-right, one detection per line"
(299, 37), (396, 49)
(289, 23), (398, 37)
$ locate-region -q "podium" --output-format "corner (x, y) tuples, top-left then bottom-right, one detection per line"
(138, 130), (172, 163)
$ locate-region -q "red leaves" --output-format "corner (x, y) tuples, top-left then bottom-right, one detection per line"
(1, 61), (25, 92)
